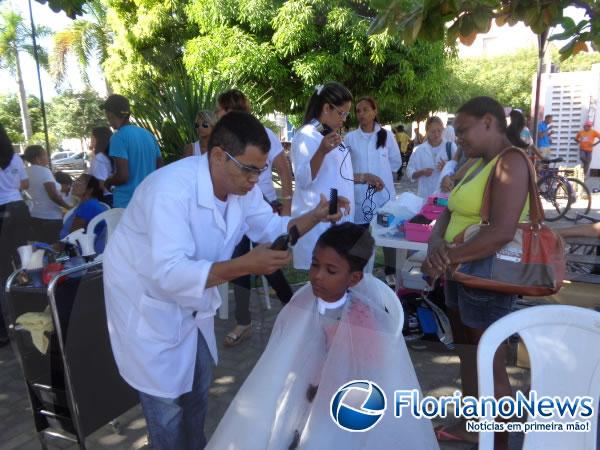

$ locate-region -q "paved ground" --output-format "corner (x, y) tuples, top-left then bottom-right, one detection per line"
(0, 175), (598, 449)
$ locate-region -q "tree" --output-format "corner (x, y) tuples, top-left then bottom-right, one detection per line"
(368, 0), (600, 60)
(445, 46), (600, 115)
(0, 9), (50, 141)
(0, 94), (43, 142)
(50, 0), (112, 93)
(103, 0), (195, 98)
(35, 0), (87, 19)
(184, 0), (452, 122)
(47, 89), (106, 147)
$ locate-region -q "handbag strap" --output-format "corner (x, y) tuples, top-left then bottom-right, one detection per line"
(479, 146), (544, 226)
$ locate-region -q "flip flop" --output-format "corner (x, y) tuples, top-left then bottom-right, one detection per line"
(435, 425), (478, 443)
(224, 325), (252, 347)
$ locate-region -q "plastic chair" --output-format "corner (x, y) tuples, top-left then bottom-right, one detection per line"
(477, 305), (600, 450)
(86, 208), (124, 240)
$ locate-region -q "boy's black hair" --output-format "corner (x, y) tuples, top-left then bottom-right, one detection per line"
(315, 223), (375, 272)
(208, 111), (270, 156)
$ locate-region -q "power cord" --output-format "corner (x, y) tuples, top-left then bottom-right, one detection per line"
(338, 143), (391, 222)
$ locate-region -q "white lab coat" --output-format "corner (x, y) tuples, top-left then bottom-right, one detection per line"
(406, 140), (457, 198)
(290, 122), (354, 270)
(103, 154), (289, 398)
(345, 124), (401, 224)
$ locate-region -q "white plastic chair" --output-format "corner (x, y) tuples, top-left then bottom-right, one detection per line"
(87, 207), (124, 240)
(477, 305), (600, 450)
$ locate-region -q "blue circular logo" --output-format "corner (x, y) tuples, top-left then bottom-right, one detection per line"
(330, 380), (387, 432)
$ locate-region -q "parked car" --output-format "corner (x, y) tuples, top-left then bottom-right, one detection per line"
(51, 151), (76, 162)
(52, 152), (89, 172)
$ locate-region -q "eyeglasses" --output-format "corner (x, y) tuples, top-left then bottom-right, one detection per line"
(330, 104), (350, 120)
(223, 150), (269, 176)
(194, 122), (210, 129)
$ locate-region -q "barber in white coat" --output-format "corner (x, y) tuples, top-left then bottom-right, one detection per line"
(406, 116), (457, 198)
(291, 82), (379, 270)
(103, 112), (347, 450)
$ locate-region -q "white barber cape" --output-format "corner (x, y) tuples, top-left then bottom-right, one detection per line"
(291, 121), (354, 270)
(103, 154), (289, 398)
(206, 275), (439, 450)
(345, 124), (401, 224)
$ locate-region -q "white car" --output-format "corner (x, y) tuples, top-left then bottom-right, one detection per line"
(52, 152), (89, 172)
(51, 151), (76, 162)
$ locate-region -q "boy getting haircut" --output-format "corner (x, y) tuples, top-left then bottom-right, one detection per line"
(207, 227), (438, 450)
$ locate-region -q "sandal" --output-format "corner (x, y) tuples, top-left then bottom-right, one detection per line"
(224, 325), (252, 347)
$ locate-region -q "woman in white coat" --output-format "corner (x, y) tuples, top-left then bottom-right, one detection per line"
(291, 82), (381, 270)
(406, 116), (457, 199)
(345, 96), (401, 282)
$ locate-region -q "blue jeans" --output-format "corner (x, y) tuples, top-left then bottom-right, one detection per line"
(139, 332), (214, 450)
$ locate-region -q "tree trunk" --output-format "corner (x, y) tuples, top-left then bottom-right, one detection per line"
(104, 76), (113, 96)
(15, 49), (33, 141)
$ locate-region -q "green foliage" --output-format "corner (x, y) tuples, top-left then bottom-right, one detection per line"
(0, 94), (43, 142)
(47, 89), (106, 140)
(35, 0), (87, 19)
(184, 0), (452, 122)
(0, 9), (50, 74)
(103, 0), (195, 97)
(559, 50), (600, 71)
(129, 70), (230, 161)
(369, 0), (600, 60)
(50, 0), (111, 88)
(445, 46), (600, 114)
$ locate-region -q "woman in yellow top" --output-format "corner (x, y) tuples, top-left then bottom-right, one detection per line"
(423, 97), (530, 450)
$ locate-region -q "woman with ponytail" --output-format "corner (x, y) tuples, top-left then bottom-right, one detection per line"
(290, 82), (356, 270)
(344, 97), (400, 283)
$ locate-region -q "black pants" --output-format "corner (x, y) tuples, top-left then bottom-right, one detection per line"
(231, 235), (293, 326)
(30, 217), (63, 244)
(0, 201), (31, 338)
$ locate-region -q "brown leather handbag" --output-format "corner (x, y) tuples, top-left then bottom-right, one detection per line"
(450, 147), (566, 296)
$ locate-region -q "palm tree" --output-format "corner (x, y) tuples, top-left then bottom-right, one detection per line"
(50, 0), (112, 94)
(0, 10), (50, 141)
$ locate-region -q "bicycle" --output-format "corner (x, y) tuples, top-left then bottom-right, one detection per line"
(535, 157), (591, 221)
(536, 157), (572, 221)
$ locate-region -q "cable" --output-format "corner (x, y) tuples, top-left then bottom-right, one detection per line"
(338, 142), (391, 222)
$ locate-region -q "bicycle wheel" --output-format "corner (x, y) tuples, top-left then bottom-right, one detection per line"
(537, 176), (572, 221)
(565, 178), (591, 220)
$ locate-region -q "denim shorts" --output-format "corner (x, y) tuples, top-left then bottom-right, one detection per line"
(444, 280), (516, 329)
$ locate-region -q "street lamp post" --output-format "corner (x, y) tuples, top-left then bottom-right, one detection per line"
(27, 0), (52, 166)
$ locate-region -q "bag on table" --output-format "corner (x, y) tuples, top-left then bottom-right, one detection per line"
(450, 147), (566, 297)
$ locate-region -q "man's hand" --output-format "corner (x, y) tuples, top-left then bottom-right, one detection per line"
(240, 244), (292, 275)
(437, 159), (446, 171)
(312, 193), (350, 223)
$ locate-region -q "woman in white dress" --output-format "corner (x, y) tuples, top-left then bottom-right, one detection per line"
(345, 97), (400, 284)
(406, 116), (457, 198)
(88, 126), (114, 206)
(207, 223), (439, 450)
(291, 82), (381, 270)
(183, 110), (215, 157)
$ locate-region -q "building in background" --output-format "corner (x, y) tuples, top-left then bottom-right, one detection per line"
(536, 64), (600, 168)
